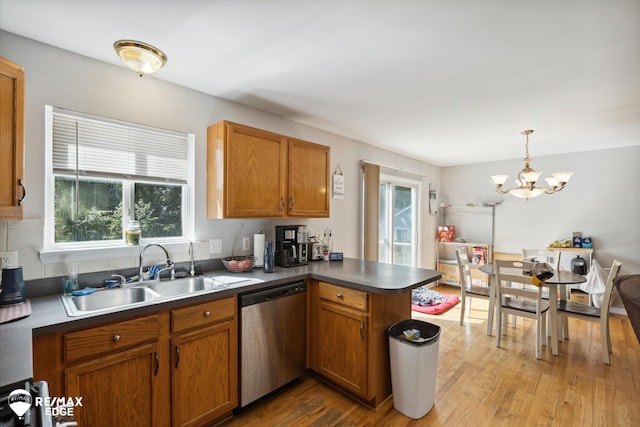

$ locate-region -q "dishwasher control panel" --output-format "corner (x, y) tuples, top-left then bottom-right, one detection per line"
(240, 281), (306, 307)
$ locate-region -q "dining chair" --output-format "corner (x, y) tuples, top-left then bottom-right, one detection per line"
(521, 248), (566, 337)
(456, 248), (494, 335)
(557, 259), (622, 364)
(495, 259), (550, 359)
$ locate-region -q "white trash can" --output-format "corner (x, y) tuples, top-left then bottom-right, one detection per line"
(388, 319), (441, 419)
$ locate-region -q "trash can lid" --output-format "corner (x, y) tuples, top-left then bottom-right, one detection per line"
(388, 319), (441, 346)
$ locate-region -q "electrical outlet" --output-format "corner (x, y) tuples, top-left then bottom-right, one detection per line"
(0, 251), (18, 268)
(242, 237), (250, 251)
(209, 239), (222, 255)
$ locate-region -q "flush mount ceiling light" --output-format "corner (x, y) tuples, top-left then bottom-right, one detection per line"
(490, 130), (573, 200)
(113, 40), (167, 76)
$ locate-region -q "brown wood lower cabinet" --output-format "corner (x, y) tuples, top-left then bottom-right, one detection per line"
(309, 280), (411, 408)
(171, 299), (238, 427)
(317, 300), (369, 397)
(33, 296), (237, 427)
(66, 341), (169, 427)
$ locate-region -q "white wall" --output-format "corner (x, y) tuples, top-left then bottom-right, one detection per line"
(0, 31), (440, 282)
(441, 145), (640, 275)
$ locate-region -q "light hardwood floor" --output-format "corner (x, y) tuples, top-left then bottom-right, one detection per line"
(219, 285), (640, 426)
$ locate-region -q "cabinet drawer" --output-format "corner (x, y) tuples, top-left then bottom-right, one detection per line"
(318, 282), (368, 312)
(171, 297), (235, 333)
(65, 314), (161, 363)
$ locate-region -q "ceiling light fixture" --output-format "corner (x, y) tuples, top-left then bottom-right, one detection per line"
(490, 130), (573, 200)
(113, 40), (167, 76)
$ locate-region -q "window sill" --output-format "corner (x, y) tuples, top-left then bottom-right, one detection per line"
(39, 240), (190, 264)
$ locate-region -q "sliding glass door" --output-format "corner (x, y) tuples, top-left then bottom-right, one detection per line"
(378, 178), (419, 266)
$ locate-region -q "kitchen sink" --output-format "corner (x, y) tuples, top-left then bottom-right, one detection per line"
(61, 276), (264, 317)
(64, 287), (156, 314)
(148, 277), (206, 296)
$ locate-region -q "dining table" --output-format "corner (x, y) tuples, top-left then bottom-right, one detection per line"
(479, 263), (587, 356)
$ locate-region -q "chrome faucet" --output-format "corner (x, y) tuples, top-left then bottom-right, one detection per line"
(188, 241), (196, 277)
(138, 243), (174, 282)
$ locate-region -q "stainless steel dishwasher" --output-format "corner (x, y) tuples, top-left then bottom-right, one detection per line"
(239, 281), (307, 408)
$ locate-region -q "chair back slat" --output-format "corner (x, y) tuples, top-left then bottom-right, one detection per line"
(495, 259), (542, 301)
(601, 260), (622, 313)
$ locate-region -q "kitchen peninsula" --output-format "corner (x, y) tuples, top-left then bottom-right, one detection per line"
(25, 258), (440, 426)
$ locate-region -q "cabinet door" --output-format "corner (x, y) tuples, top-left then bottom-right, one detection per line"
(209, 121), (287, 218)
(287, 138), (330, 217)
(317, 301), (368, 398)
(172, 320), (238, 427)
(66, 342), (168, 427)
(0, 57), (25, 220)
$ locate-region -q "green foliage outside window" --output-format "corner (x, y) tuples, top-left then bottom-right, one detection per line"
(55, 177), (183, 244)
(135, 183), (182, 238)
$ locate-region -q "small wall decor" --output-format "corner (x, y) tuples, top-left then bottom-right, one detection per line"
(429, 182), (438, 215)
(332, 164), (344, 199)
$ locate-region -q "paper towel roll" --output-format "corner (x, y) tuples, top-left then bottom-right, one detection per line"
(253, 233), (265, 267)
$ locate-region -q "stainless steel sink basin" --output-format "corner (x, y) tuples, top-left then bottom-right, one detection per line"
(148, 277), (206, 296)
(64, 287), (156, 315)
(60, 276), (264, 317)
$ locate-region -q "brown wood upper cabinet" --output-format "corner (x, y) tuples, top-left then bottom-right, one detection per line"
(207, 120), (330, 218)
(0, 57), (26, 220)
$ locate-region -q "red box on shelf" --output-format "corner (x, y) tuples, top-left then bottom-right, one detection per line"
(437, 226), (455, 242)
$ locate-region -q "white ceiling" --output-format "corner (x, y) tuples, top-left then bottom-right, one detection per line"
(1, 0), (639, 166)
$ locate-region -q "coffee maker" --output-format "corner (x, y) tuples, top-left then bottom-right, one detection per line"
(275, 225), (308, 267)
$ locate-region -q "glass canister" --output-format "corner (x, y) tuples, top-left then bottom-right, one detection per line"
(264, 240), (275, 273)
(125, 220), (142, 246)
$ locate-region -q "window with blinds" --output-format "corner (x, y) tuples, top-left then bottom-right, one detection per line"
(52, 109), (188, 184)
(45, 106), (192, 247)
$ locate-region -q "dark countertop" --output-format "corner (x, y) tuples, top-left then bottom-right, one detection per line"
(1, 258), (439, 385)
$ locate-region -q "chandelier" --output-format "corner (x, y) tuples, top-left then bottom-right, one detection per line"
(490, 130), (573, 200)
(114, 40), (167, 76)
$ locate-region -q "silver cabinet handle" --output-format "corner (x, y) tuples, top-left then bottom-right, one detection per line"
(175, 345), (180, 369)
(154, 352), (159, 376)
(360, 322), (365, 341)
(336, 293), (343, 299)
(204, 311), (211, 317)
(112, 335), (121, 342)
(289, 196), (294, 210)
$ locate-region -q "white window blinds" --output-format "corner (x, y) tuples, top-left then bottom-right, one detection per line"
(52, 108), (188, 184)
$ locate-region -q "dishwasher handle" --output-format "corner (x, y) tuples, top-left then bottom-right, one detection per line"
(240, 281), (306, 307)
